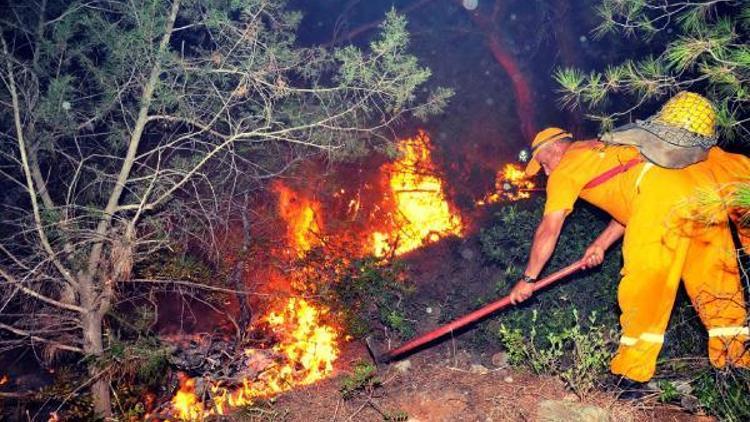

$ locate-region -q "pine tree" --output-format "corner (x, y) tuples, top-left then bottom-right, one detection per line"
(0, 0), (449, 416)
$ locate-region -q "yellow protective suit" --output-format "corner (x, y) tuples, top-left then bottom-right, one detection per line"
(544, 141), (750, 382)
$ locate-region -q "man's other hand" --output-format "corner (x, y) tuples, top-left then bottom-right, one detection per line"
(582, 243), (605, 269)
(509, 280), (534, 305)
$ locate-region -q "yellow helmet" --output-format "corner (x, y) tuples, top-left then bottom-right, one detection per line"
(653, 91), (716, 138)
(524, 127), (573, 176)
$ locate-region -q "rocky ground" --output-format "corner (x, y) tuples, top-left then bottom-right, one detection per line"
(269, 341), (713, 422)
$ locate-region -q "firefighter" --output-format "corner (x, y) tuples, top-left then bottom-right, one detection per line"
(508, 92), (750, 385)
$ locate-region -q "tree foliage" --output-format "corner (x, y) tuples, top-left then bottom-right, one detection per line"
(0, 0), (449, 416)
(555, 1), (749, 139)
(554, 0), (750, 220)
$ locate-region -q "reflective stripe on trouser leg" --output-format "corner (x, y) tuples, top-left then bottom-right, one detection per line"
(708, 327), (750, 337)
(639, 332), (664, 344)
(619, 336), (637, 346)
(708, 326), (750, 368)
(612, 184), (691, 382)
(618, 332), (665, 346)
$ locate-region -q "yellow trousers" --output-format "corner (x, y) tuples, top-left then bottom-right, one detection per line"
(610, 164), (749, 382)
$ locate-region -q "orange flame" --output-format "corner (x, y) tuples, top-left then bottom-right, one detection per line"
(171, 372), (204, 420)
(273, 182), (323, 254)
(373, 130), (463, 256)
(476, 163), (536, 205)
(169, 129), (465, 418)
(171, 298), (339, 419)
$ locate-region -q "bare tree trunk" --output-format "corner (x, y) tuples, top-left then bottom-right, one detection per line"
(78, 1), (180, 413)
(464, 1), (537, 140)
(82, 309), (111, 417)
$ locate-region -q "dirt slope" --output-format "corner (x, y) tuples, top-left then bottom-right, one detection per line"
(272, 342), (712, 422)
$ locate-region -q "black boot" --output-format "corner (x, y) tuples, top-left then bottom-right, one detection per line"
(615, 377), (650, 401)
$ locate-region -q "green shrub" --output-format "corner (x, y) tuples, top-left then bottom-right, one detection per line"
(323, 257), (415, 340)
(480, 199), (622, 348)
(498, 308), (613, 394)
(694, 368), (750, 421)
(657, 380), (680, 403)
(339, 361), (381, 400)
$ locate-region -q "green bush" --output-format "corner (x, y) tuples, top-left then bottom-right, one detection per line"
(498, 308), (613, 394)
(481, 200), (708, 392)
(339, 360), (381, 400)
(694, 368), (750, 421)
(480, 199), (622, 346)
(323, 257), (415, 340)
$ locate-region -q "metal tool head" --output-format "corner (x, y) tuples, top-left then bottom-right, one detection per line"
(364, 335), (393, 366)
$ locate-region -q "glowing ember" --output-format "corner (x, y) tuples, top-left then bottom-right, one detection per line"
(273, 182), (323, 254)
(171, 372), (204, 420)
(170, 298), (339, 419)
(476, 163), (537, 205)
(373, 130), (463, 256)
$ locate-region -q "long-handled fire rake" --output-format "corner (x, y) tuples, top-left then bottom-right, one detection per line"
(366, 259), (586, 364)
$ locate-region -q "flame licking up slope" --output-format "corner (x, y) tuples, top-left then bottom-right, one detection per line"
(272, 181), (323, 255)
(169, 129), (463, 419)
(172, 373), (204, 420)
(373, 130), (463, 256)
(169, 182), (338, 418)
(476, 163), (537, 205)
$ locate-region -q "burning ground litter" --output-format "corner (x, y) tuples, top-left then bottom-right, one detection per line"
(161, 130), (498, 419)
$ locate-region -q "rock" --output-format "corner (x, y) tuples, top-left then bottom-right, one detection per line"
(675, 380), (693, 395)
(394, 359), (412, 373)
(460, 248), (475, 261)
(537, 399), (611, 422)
(469, 364), (489, 375)
(503, 376), (514, 383)
(680, 395), (701, 413)
(491, 352), (508, 368)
